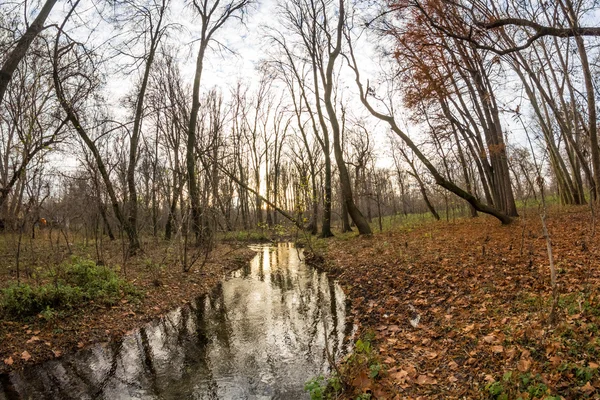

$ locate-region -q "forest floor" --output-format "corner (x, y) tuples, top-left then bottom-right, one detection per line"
(0, 236), (256, 374)
(313, 206), (600, 400)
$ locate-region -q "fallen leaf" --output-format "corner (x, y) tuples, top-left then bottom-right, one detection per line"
(3, 356), (13, 365)
(448, 375), (458, 383)
(545, 341), (560, 356)
(589, 362), (599, 369)
(26, 336), (40, 344)
(52, 349), (62, 358)
(77, 342), (84, 349)
(549, 355), (562, 367)
(491, 345), (504, 354)
(21, 351), (31, 361)
(517, 358), (531, 372)
(581, 381), (595, 393)
(448, 360), (459, 370)
(416, 374), (437, 385)
(505, 346), (517, 359)
(483, 335), (497, 343)
(390, 369), (409, 384)
(352, 371), (372, 390)
(405, 365), (417, 378)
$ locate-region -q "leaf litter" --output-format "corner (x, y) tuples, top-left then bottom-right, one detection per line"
(316, 207), (600, 399)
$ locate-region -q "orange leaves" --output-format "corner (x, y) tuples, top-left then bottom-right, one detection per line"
(3, 356), (13, 366)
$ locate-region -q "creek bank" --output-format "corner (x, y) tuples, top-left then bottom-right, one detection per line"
(311, 208), (600, 399)
(1, 243), (350, 399)
(0, 244), (257, 374)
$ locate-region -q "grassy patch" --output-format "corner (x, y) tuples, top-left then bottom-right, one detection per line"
(1, 257), (141, 320)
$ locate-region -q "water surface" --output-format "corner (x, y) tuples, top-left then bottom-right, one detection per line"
(0, 244), (351, 399)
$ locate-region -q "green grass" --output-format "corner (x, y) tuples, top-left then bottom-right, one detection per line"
(1, 257), (142, 320)
(218, 229), (272, 243)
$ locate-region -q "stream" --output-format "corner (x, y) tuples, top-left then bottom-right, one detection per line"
(0, 243), (352, 400)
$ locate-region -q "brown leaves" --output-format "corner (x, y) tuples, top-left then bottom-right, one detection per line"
(322, 209), (600, 399)
(3, 356), (13, 365)
(26, 335), (40, 344)
(581, 381), (596, 394)
(482, 334), (497, 344)
(416, 374), (438, 385)
(517, 358), (531, 373)
(390, 369), (409, 385)
(389, 364), (418, 389)
(352, 371), (372, 391)
(21, 351), (31, 361)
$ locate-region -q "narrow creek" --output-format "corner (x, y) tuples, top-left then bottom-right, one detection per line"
(0, 243), (352, 399)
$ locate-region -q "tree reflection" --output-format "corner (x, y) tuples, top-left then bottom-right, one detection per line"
(0, 244), (352, 399)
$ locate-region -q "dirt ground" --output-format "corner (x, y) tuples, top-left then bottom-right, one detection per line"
(317, 206), (600, 399)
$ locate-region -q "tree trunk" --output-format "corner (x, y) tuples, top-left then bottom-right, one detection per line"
(324, 0), (371, 235)
(0, 0), (58, 105)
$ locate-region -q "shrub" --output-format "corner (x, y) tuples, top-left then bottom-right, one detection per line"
(1, 258), (141, 319)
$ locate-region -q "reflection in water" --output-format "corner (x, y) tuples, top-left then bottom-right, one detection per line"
(0, 243), (351, 400)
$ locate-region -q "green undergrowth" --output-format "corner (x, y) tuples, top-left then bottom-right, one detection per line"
(486, 290), (600, 400)
(1, 257), (142, 320)
(305, 331), (383, 400)
(485, 363), (598, 400)
(486, 370), (561, 400)
(219, 223), (297, 243)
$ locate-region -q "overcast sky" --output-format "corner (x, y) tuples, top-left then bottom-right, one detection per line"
(9, 0), (599, 175)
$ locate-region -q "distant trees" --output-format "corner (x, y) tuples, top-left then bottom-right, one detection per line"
(1, 0), (599, 254)
(185, 0), (252, 245)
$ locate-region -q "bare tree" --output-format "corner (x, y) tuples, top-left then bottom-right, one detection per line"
(0, 0), (58, 106)
(186, 0), (252, 244)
